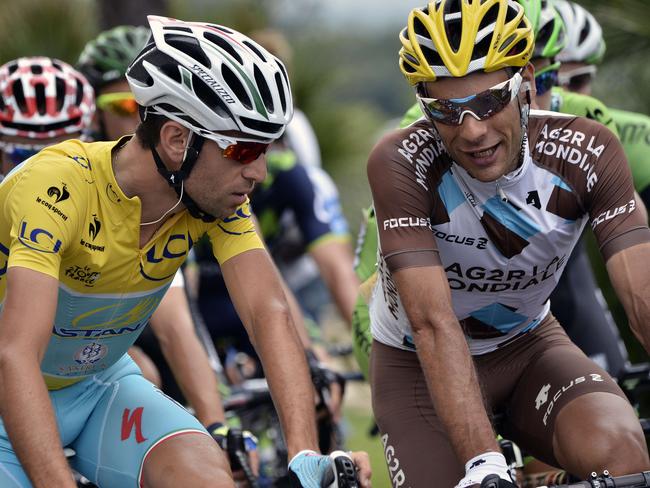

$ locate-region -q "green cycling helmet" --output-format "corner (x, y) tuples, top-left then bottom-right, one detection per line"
(518, 0), (566, 59)
(77, 25), (151, 89)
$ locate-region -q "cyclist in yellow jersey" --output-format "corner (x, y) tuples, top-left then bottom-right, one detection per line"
(0, 51), (251, 478)
(0, 16), (371, 488)
(76, 24), (233, 432)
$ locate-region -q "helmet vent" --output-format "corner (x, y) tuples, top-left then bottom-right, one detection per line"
(35, 83), (46, 115)
(130, 49), (177, 87)
(159, 62), (182, 83)
(504, 3), (518, 24)
(220, 64), (252, 110)
(401, 60), (417, 74)
(421, 44), (443, 67)
(74, 79), (84, 107)
(7, 62), (18, 76)
(239, 116), (283, 135)
(164, 34), (211, 69)
(55, 77), (66, 112)
(507, 37), (529, 57)
(243, 41), (267, 63)
(208, 24), (234, 35)
(204, 32), (243, 65)
(578, 23), (590, 45)
(274, 72), (287, 113)
(277, 60), (289, 87)
(413, 16), (429, 38)
(12, 80), (27, 113)
(164, 26), (192, 33)
(254, 65), (274, 113)
(193, 71), (235, 118)
(31, 65), (43, 75)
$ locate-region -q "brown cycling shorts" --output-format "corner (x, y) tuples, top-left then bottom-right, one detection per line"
(370, 314), (628, 488)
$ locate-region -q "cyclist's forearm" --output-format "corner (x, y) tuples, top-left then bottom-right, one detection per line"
(412, 318), (499, 463)
(0, 355), (76, 488)
(606, 243), (650, 353)
(251, 306), (319, 457)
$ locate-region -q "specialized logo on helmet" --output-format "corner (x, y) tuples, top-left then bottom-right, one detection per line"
(190, 64), (235, 104)
(535, 383), (551, 410)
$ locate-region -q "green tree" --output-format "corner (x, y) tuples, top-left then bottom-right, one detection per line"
(0, 0), (97, 64)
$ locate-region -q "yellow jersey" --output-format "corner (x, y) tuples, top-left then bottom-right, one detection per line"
(0, 138), (264, 389)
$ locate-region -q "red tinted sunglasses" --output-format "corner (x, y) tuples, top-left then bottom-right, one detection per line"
(222, 140), (269, 164)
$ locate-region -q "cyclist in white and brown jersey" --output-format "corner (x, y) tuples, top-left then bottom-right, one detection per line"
(367, 1), (650, 487)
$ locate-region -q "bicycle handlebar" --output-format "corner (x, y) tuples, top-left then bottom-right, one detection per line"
(321, 451), (360, 488)
(226, 428), (259, 488)
(541, 470), (650, 487)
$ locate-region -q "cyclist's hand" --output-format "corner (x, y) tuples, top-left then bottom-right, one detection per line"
(455, 452), (516, 488)
(348, 451), (372, 488)
(288, 450), (371, 488)
(307, 353), (345, 421)
(208, 423), (260, 479)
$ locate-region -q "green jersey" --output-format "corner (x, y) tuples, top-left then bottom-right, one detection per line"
(610, 108), (650, 197)
(549, 86), (619, 138)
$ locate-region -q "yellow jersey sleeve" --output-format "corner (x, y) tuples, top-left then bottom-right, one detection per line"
(3, 158), (82, 279)
(206, 199), (264, 263)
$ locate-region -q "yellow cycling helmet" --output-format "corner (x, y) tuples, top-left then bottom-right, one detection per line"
(399, 0), (535, 85)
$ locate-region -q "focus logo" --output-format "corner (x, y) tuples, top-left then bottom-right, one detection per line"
(74, 342), (107, 365)
(383, 217), (431, 230)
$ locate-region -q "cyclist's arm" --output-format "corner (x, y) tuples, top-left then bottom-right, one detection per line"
(585, 120), (650, 352)
(0, 267), (76, 488)
(221, 248), (319, 457)
(149, 285), (226, 426)
(606, 243), (650, 353)
(250, 214), (313, 348)
(392, 264), (500, 462)
(309, 239), (359, 324)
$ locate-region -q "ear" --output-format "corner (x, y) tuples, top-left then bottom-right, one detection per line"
(158, 121), (190, 170)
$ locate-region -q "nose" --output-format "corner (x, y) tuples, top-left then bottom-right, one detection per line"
(242, 154), (267, 184)
(458, 112), (489, 143)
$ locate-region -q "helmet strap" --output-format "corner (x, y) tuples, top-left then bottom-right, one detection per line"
(516, 82), (532, 165)
(150, 132), (217, 223)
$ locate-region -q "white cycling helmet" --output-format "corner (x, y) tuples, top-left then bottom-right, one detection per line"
(554, 0), (605, 64)
(126, 15), (293, 146)
(0, 56), (95, 140)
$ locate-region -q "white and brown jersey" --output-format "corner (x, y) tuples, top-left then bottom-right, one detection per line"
(368, 110), (650, 355)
